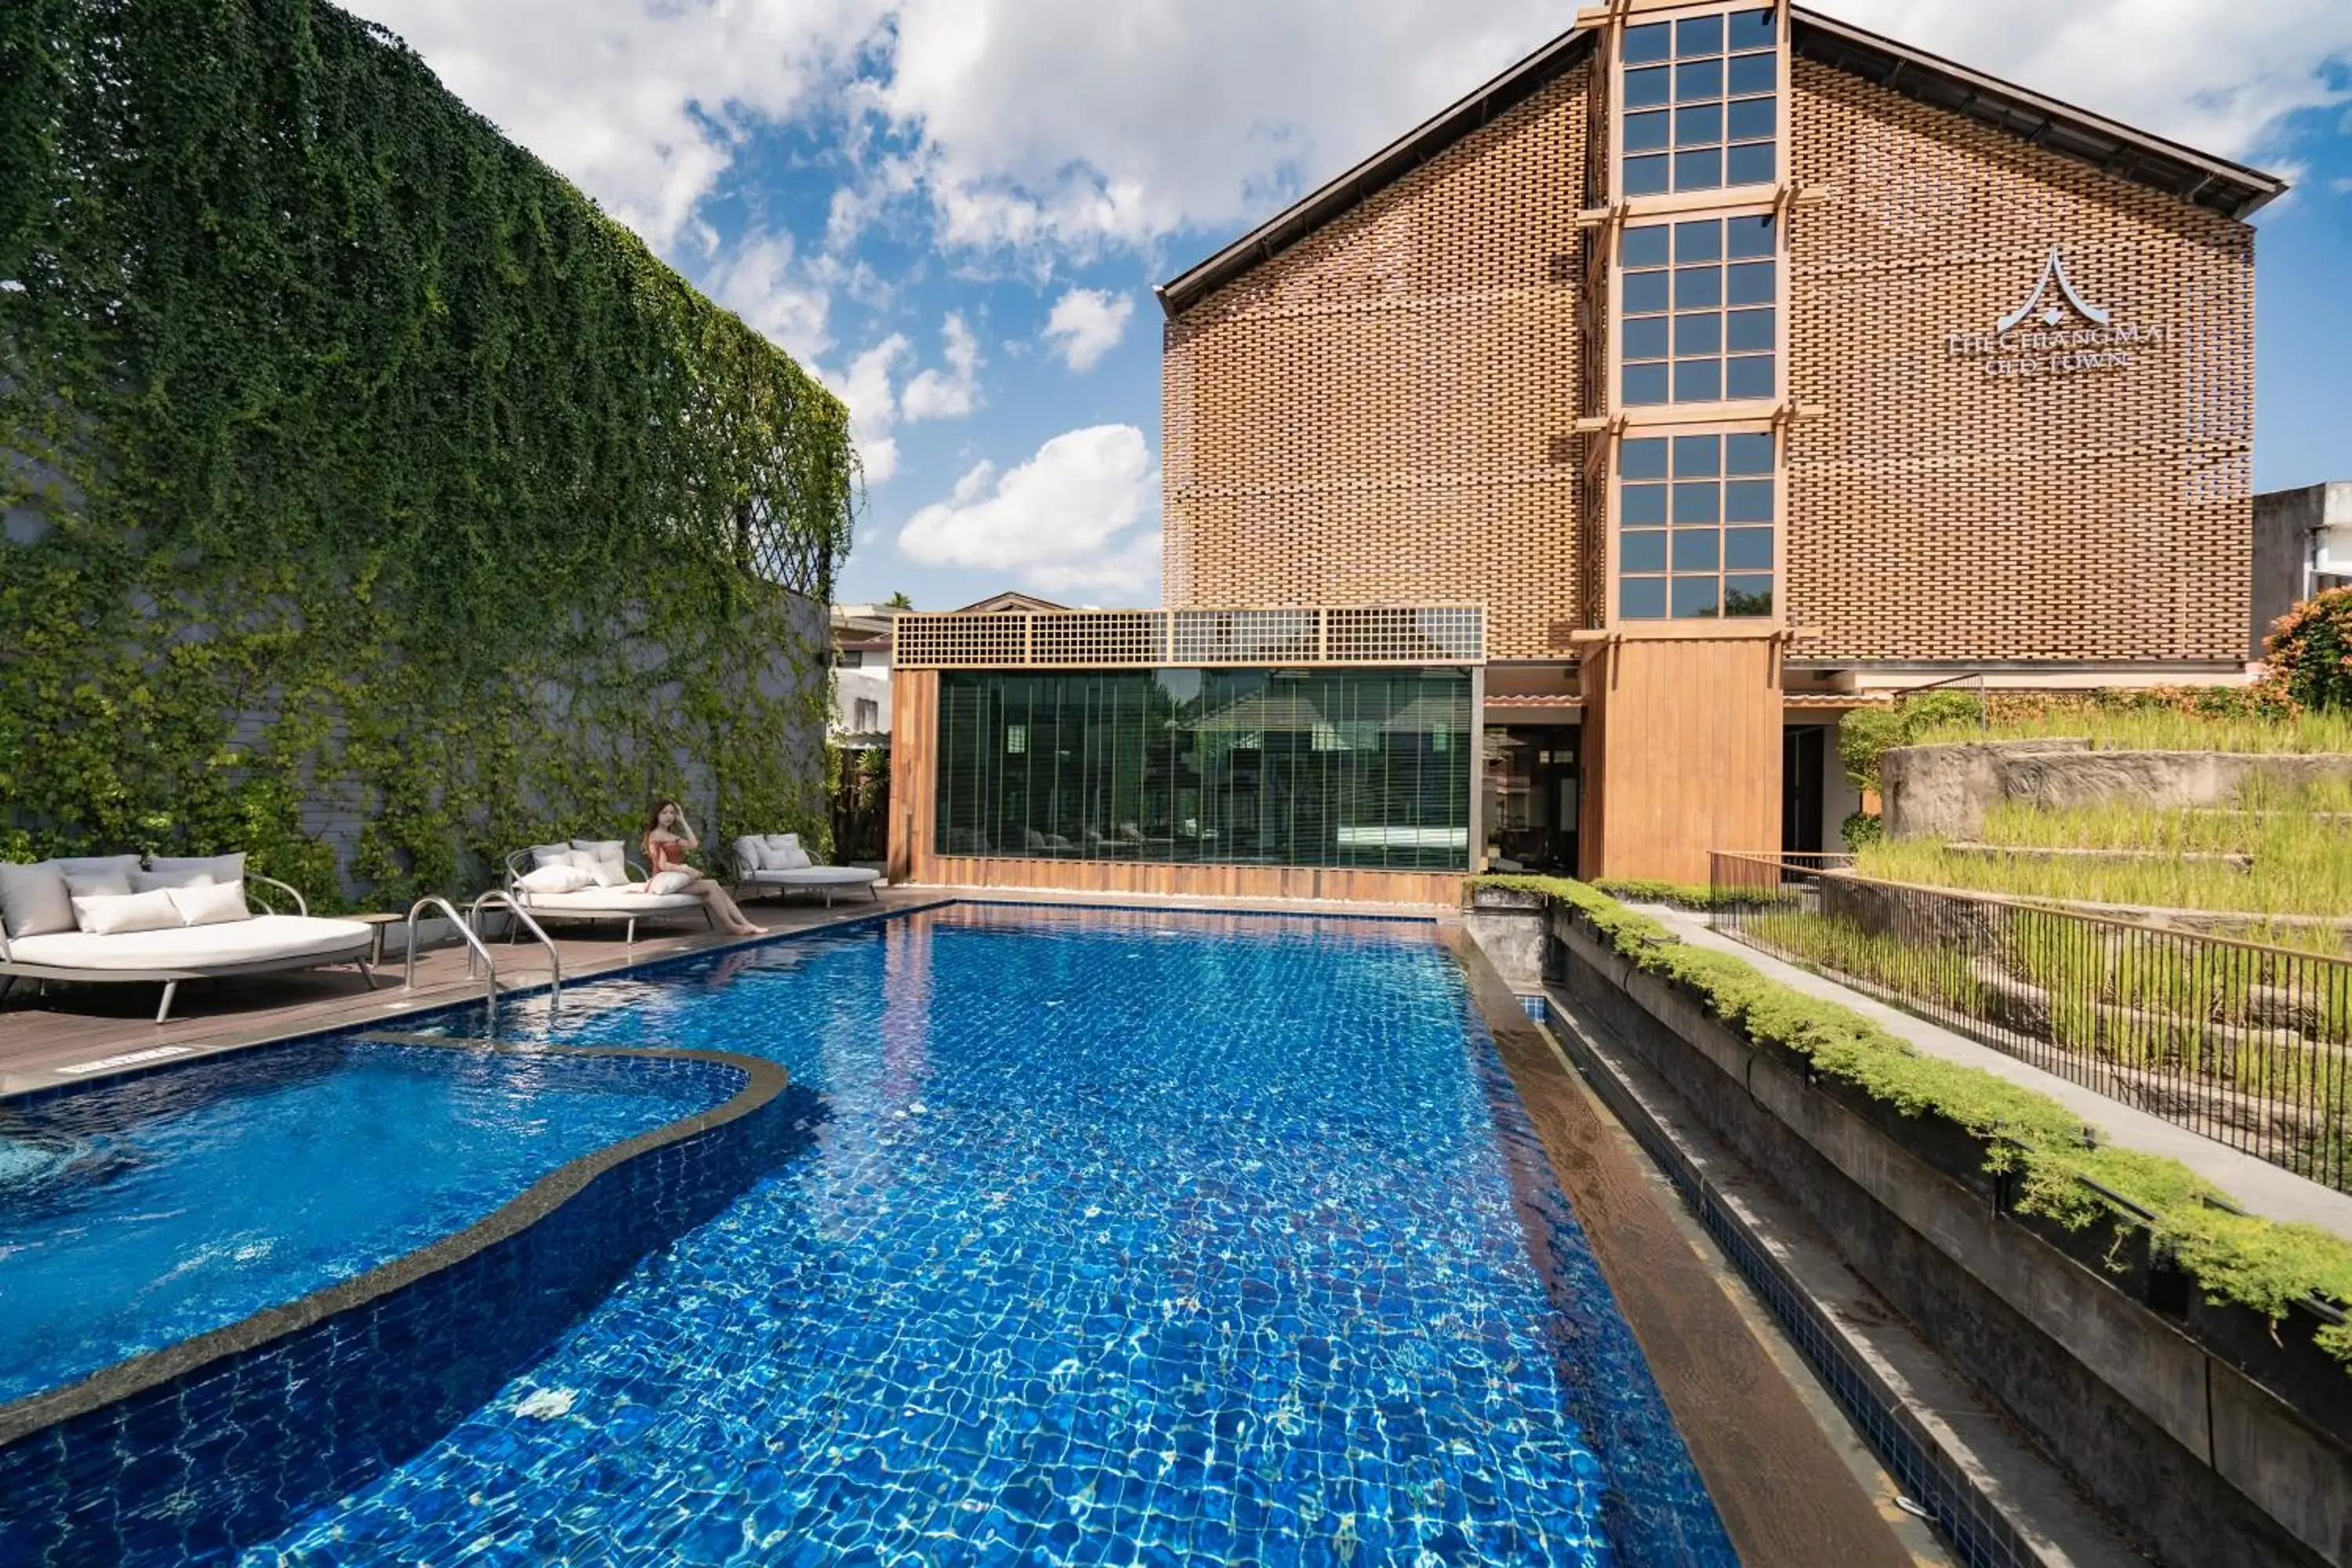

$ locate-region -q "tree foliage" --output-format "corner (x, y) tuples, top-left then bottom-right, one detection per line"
(0, 0), (856, 903)
(2265, 590), (2352, 715)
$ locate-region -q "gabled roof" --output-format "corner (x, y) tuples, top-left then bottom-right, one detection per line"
(1156, 8), (2285, 319)
(946, 590), (1076, 615)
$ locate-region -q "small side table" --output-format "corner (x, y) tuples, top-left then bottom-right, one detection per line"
(350, 911), (407, 967)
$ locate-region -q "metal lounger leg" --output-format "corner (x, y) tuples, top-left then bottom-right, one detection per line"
(155, 981), (178, 1025)
(626, 916), (637, 947)
(356, 959), (379, 991)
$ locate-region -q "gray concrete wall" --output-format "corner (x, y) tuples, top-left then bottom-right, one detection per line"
(1883, 741), (2352, 840)
(1555, 909), (2350, 1567)
(2255, 486), (2326, 659)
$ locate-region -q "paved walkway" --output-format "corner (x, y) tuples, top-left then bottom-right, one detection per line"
(1642, 905), (2352, 1240)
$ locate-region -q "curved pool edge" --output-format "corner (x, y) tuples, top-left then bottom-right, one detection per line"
(0, 1037), (787, 1449)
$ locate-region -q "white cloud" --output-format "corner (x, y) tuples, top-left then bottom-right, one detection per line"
(833, 334), (911, 485)
(1042, 289), (1135, 372)
(704, 230), (834, 361)
(344, 0), (884, 252)
(900, 313), (983, 423)
(897, 425), (1160, 597)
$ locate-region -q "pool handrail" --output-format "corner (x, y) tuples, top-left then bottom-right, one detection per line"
(466, 889), (563, 1007)
(402, 896), (501, 1026)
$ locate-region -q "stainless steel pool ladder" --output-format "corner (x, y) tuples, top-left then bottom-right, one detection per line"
(466, 891), (563, 1009)
(400, 894), (559, 1033)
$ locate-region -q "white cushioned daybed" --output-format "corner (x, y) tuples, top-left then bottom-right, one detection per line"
(732, 833), (881, 906)
(501, 840), (713, 946)
(0, 852), (374, 1023)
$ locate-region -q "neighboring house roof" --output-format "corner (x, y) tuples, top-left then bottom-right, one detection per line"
(1155, 8), (2285, 319)
(948, 591), (1077, 614)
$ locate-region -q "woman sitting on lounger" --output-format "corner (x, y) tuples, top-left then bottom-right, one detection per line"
(644, 800), (762, 937)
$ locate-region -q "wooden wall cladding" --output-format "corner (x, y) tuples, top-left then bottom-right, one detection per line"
(886, 668), (938, 885)
(1785, 58), (2255, 663)
(1161, 62), (1592, 662)
(1581, 636), (1783, 885)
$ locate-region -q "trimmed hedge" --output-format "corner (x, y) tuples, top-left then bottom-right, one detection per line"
(1591, 877), (1793, 911)
(1475, 874), (2352, 1367)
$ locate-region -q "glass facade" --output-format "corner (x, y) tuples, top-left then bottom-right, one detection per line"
(935, 669), (1473, 870)
(1621, 216), (1777, 406)
(1618, 430), (1775, 621)
(1621, 8), (1777, 195)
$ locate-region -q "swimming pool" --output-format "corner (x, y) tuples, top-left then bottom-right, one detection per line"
(0, 1041), (728, 1406)
(2, 903), (1734, 1566)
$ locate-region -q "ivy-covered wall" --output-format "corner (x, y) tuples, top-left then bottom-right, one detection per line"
(0, 0), (855, 907)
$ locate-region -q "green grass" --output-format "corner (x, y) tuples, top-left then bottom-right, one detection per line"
(1592, 877), (1794, 910)
(1907, 699), (2352, 755)
(1475, 874), (2352, 1367)
(1855, 832), (2352, 926)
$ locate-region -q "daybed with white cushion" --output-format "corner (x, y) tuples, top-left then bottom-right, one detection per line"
(732, 833), (881, 907)
(0, 853), (373, 1023)
(501, 841), (713, 946)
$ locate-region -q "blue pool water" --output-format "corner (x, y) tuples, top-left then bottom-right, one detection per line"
(241, 905), (1736, 1566)
(0, 1041), (723, 1404)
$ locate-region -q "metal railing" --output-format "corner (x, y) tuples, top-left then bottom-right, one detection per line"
(1708, 852), (2352, 1192)
(468, 891), (563, 1007)
(403, 896), (503, 1033)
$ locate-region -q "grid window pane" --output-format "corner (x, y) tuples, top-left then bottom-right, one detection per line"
(1621, 577), (1668, 620)
(1624, 13), (1777, 196)
(1673, 358), (1722, 401)
(1624, 21), (1672, 64)
(1725, 577), (1773, 617)
(1671, 577), (1722, 619)
(1725, 354), (1775, 400)
(1621, 438), (1670, 481)
(1626, 110), (1671, 153)
(1675, 14), (1724, 55)
(1625, 154), (1671, 196)
(935, 669), (1473, 869)
(1727, 9), (1775, 49)
(1726, 307), (1773, 353)
(1724, 432), (1774, 474)
(1675, 59), (1723, 102)
(1621, 431), (1775, 628)
(1725, 141), (1776, 186)
(1624, 220), (1774, 406)
(1724, 528), (1773, 571)
(1675, 103), (1723, 147)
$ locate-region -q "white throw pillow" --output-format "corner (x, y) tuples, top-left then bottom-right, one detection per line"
(71, 889), (184, 935)
(169, 881), (252, 927)
(758, 833), (800, 870)
(733, 836), (767, 876)
(529, 842), (583, 872)
(569, 840), (630, 888)
(777, 844), (812, 869)
(645, 869), (697, 895)
(517, 862), (593, 894)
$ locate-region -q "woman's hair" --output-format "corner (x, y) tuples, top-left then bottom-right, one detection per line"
(642, 798), (681, 837)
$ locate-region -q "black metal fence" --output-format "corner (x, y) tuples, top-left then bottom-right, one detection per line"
(1709, 851), (2352, 1193)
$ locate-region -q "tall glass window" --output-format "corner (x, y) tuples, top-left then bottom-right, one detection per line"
(1621, 215), (1777, 406)
(1622, 8), (1777, 195)
(1618, 431), (1775, 621)
(934, 669), (1473, 870)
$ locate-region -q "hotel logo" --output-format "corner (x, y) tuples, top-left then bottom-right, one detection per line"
(1946, 246), (2167, 377)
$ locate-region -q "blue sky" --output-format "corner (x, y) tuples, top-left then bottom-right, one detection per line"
(350, 0), (2352, 612)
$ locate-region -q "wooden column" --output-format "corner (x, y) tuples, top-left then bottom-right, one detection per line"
(1577, 634), (1782, 884)
(886, 668), (938, 884)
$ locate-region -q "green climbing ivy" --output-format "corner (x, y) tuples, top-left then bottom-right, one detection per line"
(0, 0), (856, 908)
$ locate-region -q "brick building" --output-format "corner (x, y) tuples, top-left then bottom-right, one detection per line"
(888, 4), (2282, 897)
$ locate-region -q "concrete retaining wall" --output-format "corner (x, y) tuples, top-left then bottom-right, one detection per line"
(1883, 742), (2352, 841)
(1555, 907), (2352, 1568)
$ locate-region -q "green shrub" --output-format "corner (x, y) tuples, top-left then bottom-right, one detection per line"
(1473, 873), (2352, 1366)
(1839, 811), (1883, 850)
(1591, 877), (1793, 910)
(1837, 689), (1984, 792)
(2266, 590), (2352, 714)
